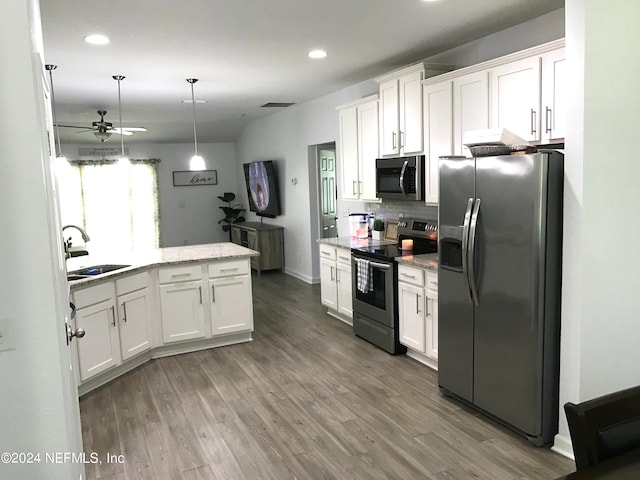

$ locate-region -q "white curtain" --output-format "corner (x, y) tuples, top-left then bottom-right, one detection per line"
(56, 159), (160, 257)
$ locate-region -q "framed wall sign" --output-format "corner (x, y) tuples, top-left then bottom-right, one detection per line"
(384, 220), (399, 241)
(173, 170), (218, 186)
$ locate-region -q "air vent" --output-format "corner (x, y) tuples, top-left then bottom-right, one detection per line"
(261, 102), (295, 108)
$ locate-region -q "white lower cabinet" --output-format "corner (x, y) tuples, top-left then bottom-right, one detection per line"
(159, 263), (206, 343)
(209, 258), (254, 336)
(159, 280), (206, 343)
(116, 272), (152, 360)
(319, 243), (353, 324)
(398, 264), (438, 368)
(398, 281), (425, 351)
(74, 282), (120, 381)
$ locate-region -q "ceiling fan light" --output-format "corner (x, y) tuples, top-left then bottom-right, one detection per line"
(94, 130), (112, 142)
(189, 155), (206, 171)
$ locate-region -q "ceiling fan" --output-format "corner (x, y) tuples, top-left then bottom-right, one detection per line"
(56, 110), (147, 142)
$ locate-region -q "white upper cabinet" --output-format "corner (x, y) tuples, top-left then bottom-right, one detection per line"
(338, 105), (359, 200)
(337, 95), (379, 202)
(377, 63), (451, 157)
(379, 79), (401, 156)
(453, 71), (490, 156)
(423, 81), (453, 205)
(541, 48), (566, 141)
(357, 99), (379, 200)
(490, 56), (542, 143)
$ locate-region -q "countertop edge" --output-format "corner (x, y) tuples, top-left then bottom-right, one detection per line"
(69, 244), (259, 290)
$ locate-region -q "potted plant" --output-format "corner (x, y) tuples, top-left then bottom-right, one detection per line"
(218, 192), (245, 241)
(372, 219), (385, 240)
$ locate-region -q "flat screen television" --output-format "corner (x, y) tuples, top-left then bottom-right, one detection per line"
(243, 160), (281, 218)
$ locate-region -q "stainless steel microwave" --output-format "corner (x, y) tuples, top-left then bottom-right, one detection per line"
(375, 155), (425, 201)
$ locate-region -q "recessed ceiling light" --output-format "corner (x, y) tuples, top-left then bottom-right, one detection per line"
(84, 34), (110, 45)
(180, 99), (207, 104)
(308, 49), (328, 59)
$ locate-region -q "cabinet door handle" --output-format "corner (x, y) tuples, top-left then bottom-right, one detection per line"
(416, 293), (421, 314)
(352, 180), (357, 196)
(199, 286), (203, 304)
(530, 108), (537, 135)
(545, 106), (552, 134)
(220, 268), (239, 272)
(400, 130), (405, 149)
(401, 273), (416, 279)
(358, 181), (363, 195)
(171, 273), (191, 278)
(211, 284), (215, 303)
(392, 131), (397, 150)
(330, 266), (334, 282)
(110, 306), (116, 327)
(122, 302), (127, 323)
(425, 298), (430, 317)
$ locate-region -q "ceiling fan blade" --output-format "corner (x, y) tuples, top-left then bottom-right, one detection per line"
(56, 124), (93, 130)
(76, 129), (98, 134)
(110, 129), (134, 136)
(121, 127), (147, 132)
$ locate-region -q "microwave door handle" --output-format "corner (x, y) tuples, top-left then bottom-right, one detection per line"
(399, 160), (408, 197)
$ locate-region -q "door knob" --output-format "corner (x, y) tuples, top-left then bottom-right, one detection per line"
(66, 324), (85, 343)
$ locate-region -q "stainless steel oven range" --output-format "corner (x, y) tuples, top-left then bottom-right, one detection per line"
(351, 217), (438, 354)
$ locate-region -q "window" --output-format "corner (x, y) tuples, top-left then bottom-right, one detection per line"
(56, 159), (160, 257)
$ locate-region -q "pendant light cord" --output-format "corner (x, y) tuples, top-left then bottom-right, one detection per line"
(188, 78), (199, 156)
(113, 75), (126, 158)
(45, 65), (63, 157)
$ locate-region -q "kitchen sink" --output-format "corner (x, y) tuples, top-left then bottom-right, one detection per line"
(68, 264), (131, 277)
(67, 274), (92, 281)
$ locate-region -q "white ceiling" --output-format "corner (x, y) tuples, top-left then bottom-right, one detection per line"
(39, 0), (564, 144)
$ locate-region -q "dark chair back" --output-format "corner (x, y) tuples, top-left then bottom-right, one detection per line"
(564, 385), (640, 471)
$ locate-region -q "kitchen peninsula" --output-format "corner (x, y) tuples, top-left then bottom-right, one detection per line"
(68, 243), (259, 396)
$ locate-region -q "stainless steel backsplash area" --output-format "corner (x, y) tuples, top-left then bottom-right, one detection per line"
(365, 201), (438, 222)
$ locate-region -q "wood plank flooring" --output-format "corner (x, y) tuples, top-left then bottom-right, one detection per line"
(80, 272), (575, 479)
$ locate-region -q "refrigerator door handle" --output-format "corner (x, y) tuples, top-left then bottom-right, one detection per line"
(468, 198), (481, 305)
(399, 160), (408, 197)
(461, 197), (474, 303)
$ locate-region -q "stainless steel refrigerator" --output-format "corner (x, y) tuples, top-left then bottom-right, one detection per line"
(438, 151), (563, 446)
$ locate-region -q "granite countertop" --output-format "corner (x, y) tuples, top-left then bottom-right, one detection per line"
(317, 236), (395, 249)
(67, 242), (259, 289)
(395, 253), (438, 271)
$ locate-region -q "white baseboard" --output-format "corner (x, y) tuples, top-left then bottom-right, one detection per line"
(552, 433), (575, 460)
(283, 267), (316, 284)
(406, 349), (439, 371)
(327, 309), (353, 326)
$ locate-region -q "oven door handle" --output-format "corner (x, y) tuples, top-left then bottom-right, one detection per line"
(369, 261), (391, 270)
(399, 160), (408, 198)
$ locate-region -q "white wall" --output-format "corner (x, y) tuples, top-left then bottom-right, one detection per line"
(235, 9), (565, 283)
(235, 80), (377, 282)
(555, 0), (640, 457)
(61, 142), (239, 247)
(0, 1), (82, 478)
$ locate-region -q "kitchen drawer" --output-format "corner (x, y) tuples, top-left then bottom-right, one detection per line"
(398, 264), (424, 287)
(336, 247), (352, 265)
(426, 271), (438, 293)
(74, 281), (115, 309)
(158, 264), (203, 284)
(115, 271), (148, 295)
(319, 244), (337, 261)
(208, 259), (250, 278)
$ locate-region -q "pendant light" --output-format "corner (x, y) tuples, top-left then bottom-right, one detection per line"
(186, 78), (206, 171)
(112, 75), (129, 163)
(45, 64), (66, 161)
